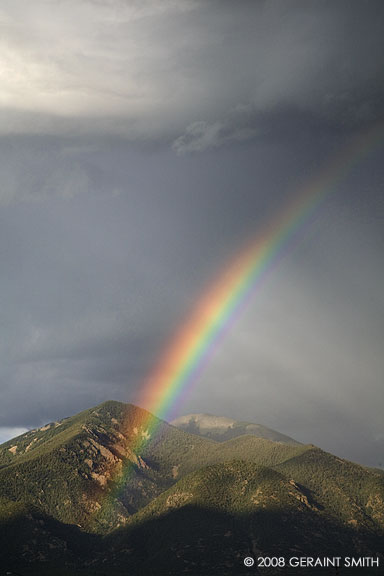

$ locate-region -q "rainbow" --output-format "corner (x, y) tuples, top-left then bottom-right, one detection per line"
(100, 123), (383, 517)
(136, 123), (383, 423)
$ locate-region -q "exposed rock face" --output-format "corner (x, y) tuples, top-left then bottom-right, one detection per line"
(166, 492), (193, 508)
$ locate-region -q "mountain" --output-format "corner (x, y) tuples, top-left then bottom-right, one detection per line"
(0, 400), (383, 575)
(171, 412), (300, 445)
(0, 401), (303, 535)
(0, 400), (214, 533)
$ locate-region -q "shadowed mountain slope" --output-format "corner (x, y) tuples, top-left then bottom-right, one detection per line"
(106, 460), (383, 575)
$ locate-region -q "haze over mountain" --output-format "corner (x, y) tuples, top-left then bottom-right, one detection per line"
(171, 413), (300, 445)
(0, 401), (383, 575)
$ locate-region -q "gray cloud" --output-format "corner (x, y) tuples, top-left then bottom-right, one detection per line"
(172, 104), (260, 154)
(0, 0), (383, 142)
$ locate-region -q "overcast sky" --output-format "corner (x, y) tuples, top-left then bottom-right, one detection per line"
(0, 0), (383, 467)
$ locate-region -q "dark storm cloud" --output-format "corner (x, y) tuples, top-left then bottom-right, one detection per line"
(0, 1), (383, 467)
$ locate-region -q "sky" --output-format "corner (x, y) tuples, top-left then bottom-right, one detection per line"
(0, 0), (383, 467)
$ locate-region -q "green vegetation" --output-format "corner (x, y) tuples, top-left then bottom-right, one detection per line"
(0, 400), (383, 575)
(276, 447), (384, 528)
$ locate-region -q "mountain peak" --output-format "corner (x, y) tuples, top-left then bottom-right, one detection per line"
(171, 412), (300, 445)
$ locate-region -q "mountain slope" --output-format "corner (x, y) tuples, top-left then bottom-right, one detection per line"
(0, 400), (215, 532)
(171, 412), (300, 445)
(0, 496), (101, 574)
(276, 446), (384, 530)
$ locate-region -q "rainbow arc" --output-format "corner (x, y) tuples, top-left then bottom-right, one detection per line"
(101, 123), (383, 510)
